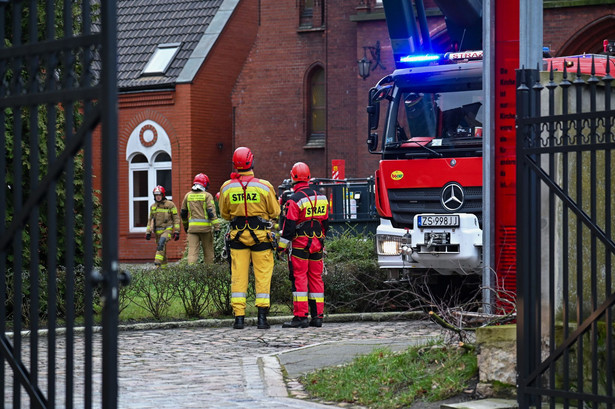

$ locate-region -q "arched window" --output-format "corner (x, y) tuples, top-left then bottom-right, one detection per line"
(126, 120), (173, 232)
(306, 66), (325, 148)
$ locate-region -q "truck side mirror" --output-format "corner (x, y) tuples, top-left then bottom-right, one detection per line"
(367, 131), (379, 153)
(367, 88), (380, 130)
(367, 88), (380, 152)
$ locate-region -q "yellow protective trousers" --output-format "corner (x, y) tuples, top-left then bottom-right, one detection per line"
(154, 230), (172, 267)
(187, 231), (214, 264)
(229, 228), (274, 316)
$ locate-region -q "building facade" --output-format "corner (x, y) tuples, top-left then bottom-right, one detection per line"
(103, 0), (615, 263)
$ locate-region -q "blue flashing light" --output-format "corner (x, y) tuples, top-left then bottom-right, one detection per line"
(399, 54), (441, 63)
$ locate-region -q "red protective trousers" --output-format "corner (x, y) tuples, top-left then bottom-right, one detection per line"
(289, 235), (325, 318)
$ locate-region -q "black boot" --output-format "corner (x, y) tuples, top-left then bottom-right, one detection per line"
(257, 307), (270, 329)
(308, 299), (322, 327)
(233, 316), (245, 329)
(282, 316), (309, 328)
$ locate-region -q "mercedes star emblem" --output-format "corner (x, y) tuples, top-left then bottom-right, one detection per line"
(441, 182), (464, 211)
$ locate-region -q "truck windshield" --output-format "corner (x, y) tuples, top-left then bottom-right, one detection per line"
(388, 89), (484, 144)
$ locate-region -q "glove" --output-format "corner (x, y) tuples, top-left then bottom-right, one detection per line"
(173, 232), (180, 241)
(145, 232), (151, 241)
(183, 224), (188, 233)
(276, 246), (287, 258)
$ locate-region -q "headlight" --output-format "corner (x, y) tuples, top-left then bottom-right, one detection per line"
(376, 234), (410, 256)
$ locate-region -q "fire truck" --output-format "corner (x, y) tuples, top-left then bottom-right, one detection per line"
(367, 49), (484, 281)
(366, 0), (484, 282)
(367, 0), (613, 283)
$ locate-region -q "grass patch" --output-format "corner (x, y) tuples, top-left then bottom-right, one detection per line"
(301, 341), (477, 409)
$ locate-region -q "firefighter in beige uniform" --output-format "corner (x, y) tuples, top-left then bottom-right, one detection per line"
(180, 173), (221, 264)
(145, 185), (181, 268)
(219, 147), (280, 330)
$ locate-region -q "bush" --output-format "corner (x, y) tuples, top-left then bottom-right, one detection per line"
(203, 263), (233, 317)
(116, 231), (409, 321)
(124, 267), (177, 320)
(4, 265), (102, 328)
(323, 260), (398, 313)
(169, 263), (214, 319)
(270, 261), (293, 313)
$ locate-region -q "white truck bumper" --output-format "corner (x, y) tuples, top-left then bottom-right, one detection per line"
(375, 214), (483, 275)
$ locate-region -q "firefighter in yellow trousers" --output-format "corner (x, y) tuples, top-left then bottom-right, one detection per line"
(145, 185), (181, 268)
(218, 147), (280, 329)
(181, 173), (221, 264)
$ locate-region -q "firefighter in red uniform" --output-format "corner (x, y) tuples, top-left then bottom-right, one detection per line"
(218, 147), (280, 330)
(145, 185), (181, 268)
(277, 162), (329, 328)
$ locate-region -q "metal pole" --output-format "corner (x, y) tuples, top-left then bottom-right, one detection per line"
(519, 0), (542, 69)
(482, 0), (495, 314)
(101, 0), (119, 407)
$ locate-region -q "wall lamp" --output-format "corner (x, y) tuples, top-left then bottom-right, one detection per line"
(358, 40), (385, 81)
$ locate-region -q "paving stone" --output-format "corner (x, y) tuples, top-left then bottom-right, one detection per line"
(4, 317), (444, 408)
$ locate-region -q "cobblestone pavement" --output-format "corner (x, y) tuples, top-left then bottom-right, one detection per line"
(5, 316), (446, 408)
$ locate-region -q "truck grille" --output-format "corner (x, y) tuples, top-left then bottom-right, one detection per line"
(387, 186), (482, 229)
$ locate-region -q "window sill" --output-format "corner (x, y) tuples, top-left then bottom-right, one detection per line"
(303, 141), (325, 149)
(297, 26), (325, 33)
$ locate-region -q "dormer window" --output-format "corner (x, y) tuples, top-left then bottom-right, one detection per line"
(142, 43), (180, 75)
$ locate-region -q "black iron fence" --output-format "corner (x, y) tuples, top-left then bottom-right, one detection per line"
(1, 2), (118, 408)
(516, 58), (615, 408)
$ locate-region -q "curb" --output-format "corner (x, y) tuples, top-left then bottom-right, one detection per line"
(5, 311), (427, 338)
(117, 310), (426, 331)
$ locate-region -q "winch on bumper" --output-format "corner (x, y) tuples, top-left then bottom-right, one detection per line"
(375, 214), (482, 275)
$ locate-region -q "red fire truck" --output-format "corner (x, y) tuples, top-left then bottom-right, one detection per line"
(367, 50), (484, 281)
(368, 1), (614, 284)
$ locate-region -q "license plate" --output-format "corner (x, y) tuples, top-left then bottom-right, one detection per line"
(417, 215), (459, 227)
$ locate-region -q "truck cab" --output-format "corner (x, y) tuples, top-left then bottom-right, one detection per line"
(367, 52), (485, 280)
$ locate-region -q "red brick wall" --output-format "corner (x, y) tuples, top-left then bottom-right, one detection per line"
(544, 5), (615, 55)
(233, 1), (445, 186)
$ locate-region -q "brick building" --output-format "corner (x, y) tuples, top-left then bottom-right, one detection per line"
(232, 0), (615, 187)
(104, 0), (615, 263)
(95, 0), (257, 263)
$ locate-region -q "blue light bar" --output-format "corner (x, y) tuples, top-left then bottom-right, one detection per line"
(399, 54), (441, 63)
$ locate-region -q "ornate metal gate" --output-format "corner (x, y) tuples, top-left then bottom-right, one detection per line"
(516, 59), (615, 408)
(0, 1), (118, 408)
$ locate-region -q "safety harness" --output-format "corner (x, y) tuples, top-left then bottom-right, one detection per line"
(229, 175), (271, 252)
(291, 188), (324, 259)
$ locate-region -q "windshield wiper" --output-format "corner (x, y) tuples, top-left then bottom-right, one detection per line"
(404, 140), (443, 157)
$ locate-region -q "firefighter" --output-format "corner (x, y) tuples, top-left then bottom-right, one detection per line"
(277, 162), (329, 328)
(218, 147), (280, 329)
(145, 185), (181, 268)
(180, 173), (221, 264)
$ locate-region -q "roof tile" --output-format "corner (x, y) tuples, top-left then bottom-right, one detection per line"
(117, 0), (224, 90)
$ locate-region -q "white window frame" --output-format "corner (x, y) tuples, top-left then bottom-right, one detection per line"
(126, 120), (173, 233)
(142, 43), (181, 75)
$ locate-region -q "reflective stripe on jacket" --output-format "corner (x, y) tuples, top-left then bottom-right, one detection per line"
(280, 182), (329, 247)
(146, 199), (180, 235)
(181, 190), (218, 233)
(219, 171), (280, 223)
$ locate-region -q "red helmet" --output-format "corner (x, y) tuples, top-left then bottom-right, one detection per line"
(193, 173), (209, 190)
(232, 147), (254, 170)
(153, 185), (166, 200)
(290, 162), (311, 183)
